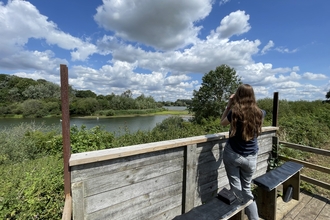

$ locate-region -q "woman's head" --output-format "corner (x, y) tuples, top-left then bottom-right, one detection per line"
(233, 84), (256, 106)
(230, 84), (263, 141)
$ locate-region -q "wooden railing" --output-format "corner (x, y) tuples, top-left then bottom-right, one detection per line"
(68, 127), (278, 219)
(278, 141), (330, 190)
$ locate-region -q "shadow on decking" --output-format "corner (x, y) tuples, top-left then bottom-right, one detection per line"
(253, 190), (330, 220)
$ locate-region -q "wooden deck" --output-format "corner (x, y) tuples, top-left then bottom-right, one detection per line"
(251, 190), (330, 220)
(281, 191), (330, 220)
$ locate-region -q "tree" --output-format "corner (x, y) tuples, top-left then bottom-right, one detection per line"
(326, 90), (330, 99)
(188, 64), (241, 123)
(75, 90), (97, 98)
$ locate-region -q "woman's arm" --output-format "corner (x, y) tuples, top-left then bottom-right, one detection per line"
(220, 94), (235, 126)
(220, 107), (230, 126)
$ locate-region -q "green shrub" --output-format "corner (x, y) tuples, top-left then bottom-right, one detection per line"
(0, 156), (64, 219)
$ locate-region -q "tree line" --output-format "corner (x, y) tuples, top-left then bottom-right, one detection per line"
(0, 74), (190, 118)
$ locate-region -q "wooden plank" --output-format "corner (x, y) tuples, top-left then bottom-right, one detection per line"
(62, 194), (72, 220)
(84, 157), (184, 196)
(172, 196), (253, 220)
(71, 182), (84, 220)
(196, 140), (226, 154)
(279, 141), (330, 156)
(256, 187), (277, 220)
(86, 183), (182, 220)
(85, 170), (183, 214)
(70, 127), (278, 166)
(282, 191), (311, 220)
(293, 196), (326, 219)
(279, 156), (330, 174)
(129, 195), (182, 220)
(150, 206), (182, 220)
(301, 175), (330, 190)
(70, 133), (228, 166)
(71, 148), (183, 183)
(184, 144), (197, 212)
(317, 201), (330, 220)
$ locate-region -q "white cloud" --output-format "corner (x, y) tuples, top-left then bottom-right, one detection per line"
(1, 1), (328, 102)
(0, 0), (97, 65)
(94, 0), (213, 50)
(216, 10), (251, 39)
(275, 47), (298, 53)
(261, 40), (274, 55)
(219, 0), (231, 6)
(303, 72), (328, 80)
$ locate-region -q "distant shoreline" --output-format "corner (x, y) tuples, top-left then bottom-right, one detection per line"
(0, 110), (192, 119)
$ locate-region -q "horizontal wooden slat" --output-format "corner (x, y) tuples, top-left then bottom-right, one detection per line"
(71, 148), (183, 183)
(84, 157), (184, 196)
(70, 126), (278, 166)
(86, 183), (182, 220)
(279, 156), (330, 174)
(85, 170), (183, 214)
(279, 141), (330, 156)
(301, 175), (330, 190)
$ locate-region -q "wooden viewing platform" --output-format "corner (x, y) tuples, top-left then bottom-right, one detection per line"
(58, 66), (330, 220)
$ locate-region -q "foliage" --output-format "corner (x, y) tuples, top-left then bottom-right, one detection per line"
(0, 75), (164, 118)
(1, 99), (330, 217)
(326, 90), (330, 99)
(0, 123), (60, 165)
(188, 64), (241, 123)
(0, 156), (63, 219)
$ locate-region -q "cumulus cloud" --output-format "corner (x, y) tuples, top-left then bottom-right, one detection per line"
(0, 0), (97, 66)
(216, 10), (251, 39)
(94, 0), (213, 50)
(303, 72), (328, 80)
(0, 1), (327, 101)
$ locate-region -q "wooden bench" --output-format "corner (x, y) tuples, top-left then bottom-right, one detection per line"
(253, 161), (304, 220)
(172, 192), (252, 220)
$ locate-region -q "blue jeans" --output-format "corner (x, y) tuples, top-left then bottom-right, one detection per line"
(223, 143), (259, 220)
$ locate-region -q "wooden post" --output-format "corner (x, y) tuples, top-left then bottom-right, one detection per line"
(272, 92), (279, 127)
(60, 64), (71, 199)
(256, 188), (277, 220)
(183, 144), (197, 213)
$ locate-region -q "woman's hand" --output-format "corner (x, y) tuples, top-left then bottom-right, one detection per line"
(227, 94), (235, 108)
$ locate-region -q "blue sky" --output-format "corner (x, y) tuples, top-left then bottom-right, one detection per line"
(0, 0), (329, 101)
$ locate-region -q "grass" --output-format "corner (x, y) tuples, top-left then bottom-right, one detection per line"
(151, 110), (190, 115)
(300, 143), (330, 199)
(78, 109), (191, 119)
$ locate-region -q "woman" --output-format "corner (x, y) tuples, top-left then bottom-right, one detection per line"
(220, 84), (265, 220)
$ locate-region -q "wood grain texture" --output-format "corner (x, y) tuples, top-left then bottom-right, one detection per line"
(70, 128), (277, 219)
(70, 126), (278, 166)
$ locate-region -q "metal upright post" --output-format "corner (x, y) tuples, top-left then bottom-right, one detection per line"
(60, 64), (71, 219)
(272, 92), (279, 127)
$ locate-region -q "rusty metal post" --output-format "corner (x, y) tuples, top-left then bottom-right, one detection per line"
(60, 64), (71, 198)
(272, 92), (279, 127)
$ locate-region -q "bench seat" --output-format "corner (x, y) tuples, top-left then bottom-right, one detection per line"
(253, 161), (304, 220)
(173, 194), (252, 220)
(253, 161), (304, 191)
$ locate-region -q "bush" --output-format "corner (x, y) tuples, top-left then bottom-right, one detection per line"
(0, 123), (60, 165)
(0, 156), (64, 219)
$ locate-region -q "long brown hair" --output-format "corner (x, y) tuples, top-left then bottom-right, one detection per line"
(230, 84), (263, 141)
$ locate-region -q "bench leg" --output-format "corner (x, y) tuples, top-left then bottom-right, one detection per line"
(230, 210), (244, 220)
(256, 187), (277, 220)
(283, 171), (300, 201)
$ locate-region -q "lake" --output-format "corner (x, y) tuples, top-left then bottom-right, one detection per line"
(0, 107), (190, 133)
